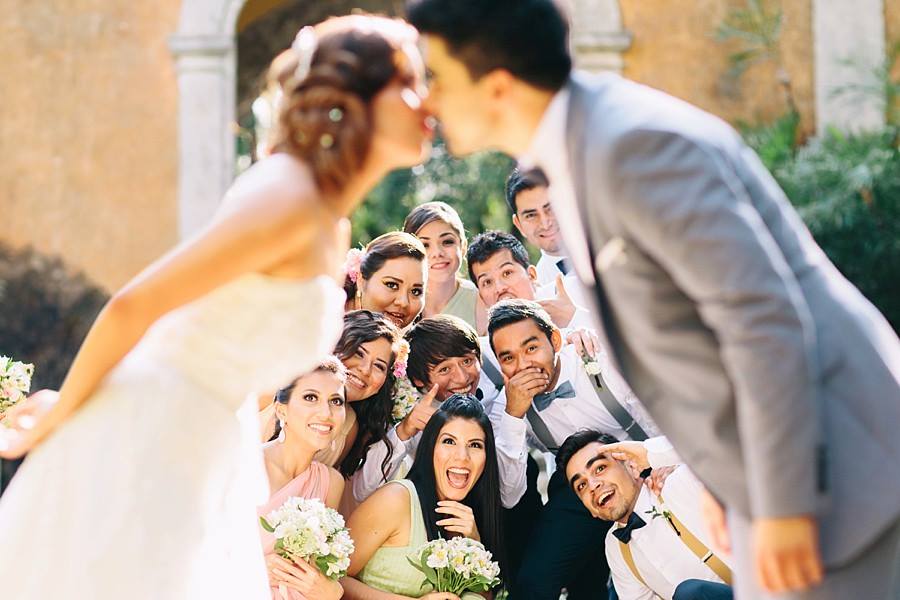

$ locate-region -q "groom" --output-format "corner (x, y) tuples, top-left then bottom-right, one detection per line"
(407, 1), (900, 599)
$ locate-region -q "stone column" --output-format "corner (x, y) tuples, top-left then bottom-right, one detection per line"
(568, 0), (632, 73)
(169, 34), (236, 239)
(813, 0), (885, 133)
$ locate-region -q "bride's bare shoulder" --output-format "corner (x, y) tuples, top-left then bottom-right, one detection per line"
(221, 153), (323, 216)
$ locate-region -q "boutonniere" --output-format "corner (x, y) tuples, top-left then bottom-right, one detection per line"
(645, 504), (681, 536)
(581, 355), (602, 380)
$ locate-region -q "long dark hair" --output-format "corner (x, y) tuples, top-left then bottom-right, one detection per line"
(406, 395), (507, 586)
(334, 310), (401, 479)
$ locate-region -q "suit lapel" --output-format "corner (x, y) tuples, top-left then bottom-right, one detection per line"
(563, 74), (627, 375)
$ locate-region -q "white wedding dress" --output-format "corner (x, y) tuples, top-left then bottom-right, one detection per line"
(0, 273), (345, 599)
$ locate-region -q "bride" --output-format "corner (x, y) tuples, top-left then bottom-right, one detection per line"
(0, 14), (432, 599)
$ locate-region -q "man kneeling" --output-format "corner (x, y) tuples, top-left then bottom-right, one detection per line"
(557, 430), (734, 600)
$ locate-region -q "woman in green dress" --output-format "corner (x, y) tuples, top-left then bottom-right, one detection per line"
(342, 395), (506, 600)
(403, 202), (483, 332)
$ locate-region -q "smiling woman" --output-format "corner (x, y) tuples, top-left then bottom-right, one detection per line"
(403, 202), (479, 329)
(344, 231), (427, 329)
(342, 396), (507, 599)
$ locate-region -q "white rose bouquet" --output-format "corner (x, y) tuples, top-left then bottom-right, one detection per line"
(408, 537), (501, 595)
(0, 356), (34, 422)
(259, 497), (355, 580)
(391, 376), (420, 424)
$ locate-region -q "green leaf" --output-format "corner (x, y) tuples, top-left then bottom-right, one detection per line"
(259, 517), (275, 533)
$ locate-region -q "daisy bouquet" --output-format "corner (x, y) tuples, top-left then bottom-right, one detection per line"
(0, 356), (34, 422)
(409, 537), (501, 595)
(259, 497), (355, 580)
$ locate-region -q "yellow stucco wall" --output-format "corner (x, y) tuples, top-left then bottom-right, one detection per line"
(619, 0), (815, 135)
(1, 0), (181, 291)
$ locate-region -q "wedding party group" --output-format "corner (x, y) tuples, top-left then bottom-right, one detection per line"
(1, 1), (899, 599)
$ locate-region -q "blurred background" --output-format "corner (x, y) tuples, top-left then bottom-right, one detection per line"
(1, 0), (898, 403)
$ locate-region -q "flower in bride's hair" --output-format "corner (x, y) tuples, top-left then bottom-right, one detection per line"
(393, 339), (410, 379)
(343, 248), (365, 284)
(292, 26), (317, 83)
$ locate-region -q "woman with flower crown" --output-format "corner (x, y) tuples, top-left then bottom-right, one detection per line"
(0, 14), (434, 599)
(343, 231), (428, 330)
(259, 356), (347, 600)
(343, 395), (508, 600)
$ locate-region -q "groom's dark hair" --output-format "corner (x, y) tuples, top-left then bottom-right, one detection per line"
(407, 0), (572, 91)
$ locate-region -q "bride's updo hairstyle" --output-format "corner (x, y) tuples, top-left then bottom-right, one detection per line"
(267, 15), (418, 193)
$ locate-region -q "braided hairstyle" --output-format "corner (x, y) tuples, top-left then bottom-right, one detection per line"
(267, 15), (418, 194)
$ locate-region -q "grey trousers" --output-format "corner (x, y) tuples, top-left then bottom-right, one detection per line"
(729, 513), (900, 599)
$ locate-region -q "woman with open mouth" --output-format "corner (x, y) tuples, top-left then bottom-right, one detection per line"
(342, 395), (508, 599)
(258, 356), (348, 600)
(403, 202), (480, 331)
(343, 231), (428, 330)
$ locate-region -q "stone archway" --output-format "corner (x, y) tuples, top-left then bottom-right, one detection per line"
(568, 0), (632, 73)
(168, 0), (631, 239)
(169, 0), (245, 239)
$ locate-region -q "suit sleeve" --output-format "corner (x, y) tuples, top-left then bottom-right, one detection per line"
(607, 130), (821, 519)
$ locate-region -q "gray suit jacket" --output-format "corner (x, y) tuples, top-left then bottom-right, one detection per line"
(564, 72), (900, 566)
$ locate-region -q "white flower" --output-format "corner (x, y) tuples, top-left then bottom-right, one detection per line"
(0, 356), (34, 416)
(260, 496), (355, 581)
(391, 377), (420, 423)
(582, 357), (602, 376)
(410, 537), (501, 594)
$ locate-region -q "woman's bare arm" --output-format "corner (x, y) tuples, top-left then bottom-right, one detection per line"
(1, 161), (330, 456)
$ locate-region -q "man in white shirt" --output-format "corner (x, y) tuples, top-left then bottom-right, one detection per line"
(359, 314), (529, 510)
(487, 299), (658, 600)
(558, 430), (733, 600)
(467, 230), (591, 333)
(505, 166), (570, 286)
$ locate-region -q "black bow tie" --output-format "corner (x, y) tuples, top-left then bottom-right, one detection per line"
(611, 512), (646, 544)
(556, 258), (570, 275)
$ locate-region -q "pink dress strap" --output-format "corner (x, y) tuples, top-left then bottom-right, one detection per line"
(258, 462), (332, 600)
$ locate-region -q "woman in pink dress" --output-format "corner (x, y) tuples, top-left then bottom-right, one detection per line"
(259, 357), (348, 600)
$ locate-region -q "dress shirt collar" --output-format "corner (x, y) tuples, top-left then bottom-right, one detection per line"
(613, 484), (653, 542)
(522, 86), (570, 190)
(540, 249), (565, 261)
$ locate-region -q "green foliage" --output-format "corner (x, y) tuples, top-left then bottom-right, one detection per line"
(715, 0), (796, 113)
(830, 40), (900, 127)
(0, 244), (108, 391)
(744, 125), (900, 331)
(715, 0), (783, 82)
(353, 138), (516, 246)
(738, 110), (800, 168)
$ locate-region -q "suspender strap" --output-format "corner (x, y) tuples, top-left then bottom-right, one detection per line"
(588, 371), (648, 441)
(481, 359), (505, 392)
(525, 406), (558, 454)
(617, 541), (648, 589)
(658, 495), (733, 585)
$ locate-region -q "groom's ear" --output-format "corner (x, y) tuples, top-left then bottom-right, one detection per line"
(483, 69), (516, 100)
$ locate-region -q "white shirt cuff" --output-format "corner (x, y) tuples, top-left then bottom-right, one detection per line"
(645, 436), (682, 469)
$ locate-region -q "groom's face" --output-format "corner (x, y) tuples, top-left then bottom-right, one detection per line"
(421, 35), (496, 156)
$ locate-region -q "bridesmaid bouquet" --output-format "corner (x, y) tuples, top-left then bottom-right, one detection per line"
(409, 537), (501, 594)
(259, 497), (355, 580)
(391, 377), (420, 424)
(0, 356), (34, 422)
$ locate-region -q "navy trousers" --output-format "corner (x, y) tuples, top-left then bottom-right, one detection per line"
(673, 580), (734, 600)
(512, 468), (612, 600)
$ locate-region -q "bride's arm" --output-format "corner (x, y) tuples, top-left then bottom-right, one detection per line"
(1, 165), (327, 456)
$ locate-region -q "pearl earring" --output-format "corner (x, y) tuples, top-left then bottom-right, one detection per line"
(277, 419), (286, 443)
